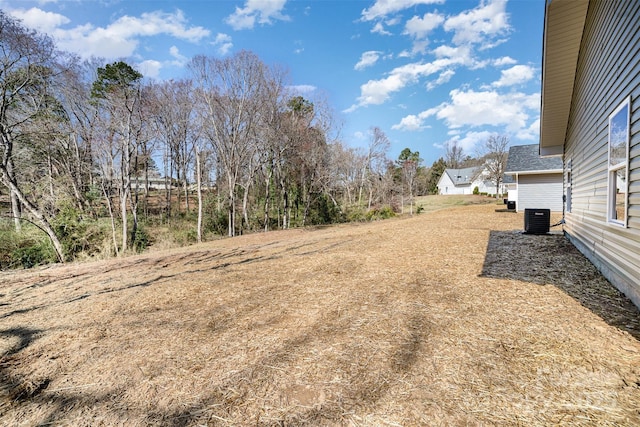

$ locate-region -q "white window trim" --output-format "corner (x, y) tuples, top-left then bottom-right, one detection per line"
(566, 158), (572, 214)
(607, 97), (630, 227)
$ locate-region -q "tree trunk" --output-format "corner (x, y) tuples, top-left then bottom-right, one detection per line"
(10, 189), (21, 232)
(280, 178), (288, 230)
(227, 172), (236, 237)
(264, 167), (272, 232)
(6, 155), (21, 232)
(196, 148), (203, 243)
(242, 184), (250, 232)
(120, 187), (129, 252)
(102, 181), (119, 257)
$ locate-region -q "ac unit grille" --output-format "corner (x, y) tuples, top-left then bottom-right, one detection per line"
(524, 208), (550, 234)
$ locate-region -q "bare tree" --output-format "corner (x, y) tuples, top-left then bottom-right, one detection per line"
(358, 126), (390, 209)
(258, 72), (289, 231)
(445, 139), (465, 168)
(55, 58), (104, 215)
(190, 51), (275, 236)
(239, 66), (287, 232)
(480, 134), (510, 197)
(149, 79), (196, 219)
(0, 11), (66, 261)
(328, 141), (361, 206)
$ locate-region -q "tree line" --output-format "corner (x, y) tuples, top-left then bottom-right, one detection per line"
(1, 11), (437, 266)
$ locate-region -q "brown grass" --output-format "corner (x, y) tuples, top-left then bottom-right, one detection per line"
(1, 203), (639, 426)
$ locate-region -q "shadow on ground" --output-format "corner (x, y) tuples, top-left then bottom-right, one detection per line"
(480, 230), (640, 341)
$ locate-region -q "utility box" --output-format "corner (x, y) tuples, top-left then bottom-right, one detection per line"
(524, 208), (550, 234)
(507, 201), (516, 210)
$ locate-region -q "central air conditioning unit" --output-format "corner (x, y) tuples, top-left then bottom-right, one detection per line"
(524, 208), (550, 234)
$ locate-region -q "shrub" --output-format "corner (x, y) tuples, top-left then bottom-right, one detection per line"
(307, 193), (343, 225)
(473, 186), (480, 195)
(204, 195), (229, 235)
(365, 205), (396, 221)
(205, 208), (229, 235)
(52, 202), (111, 260)
(133, 226), (151, 252)
(0, 222), (57, 269)
(345, 206), (367, 222)
(12, 242), (56, 269)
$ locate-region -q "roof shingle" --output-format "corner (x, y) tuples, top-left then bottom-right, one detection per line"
(505, 144), (562, 173)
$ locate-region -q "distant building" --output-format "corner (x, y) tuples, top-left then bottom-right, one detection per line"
(132, 171), (175, 191)
(504, 144), (563, 212)
(437, 166), (500, 195)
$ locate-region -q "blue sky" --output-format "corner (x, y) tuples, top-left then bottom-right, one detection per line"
(1, 0), (544, 166)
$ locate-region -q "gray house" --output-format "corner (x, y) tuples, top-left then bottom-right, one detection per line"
(504, 144), (563, 212)
(540, 0), (640, 307)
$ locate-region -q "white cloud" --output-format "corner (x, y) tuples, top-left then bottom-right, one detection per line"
(434, 88), (539, 131)
(8, 7), (210, 60)
(426, 69), (455, 90)
(491, 64), (535, 87)
(444, 0), (510, 46)
(353, 131), (366, 140)
(392, 110), (433, 131)
(347, 56), (466, 111)
(213, 33), (233, 56)
(108, 10), (209, 41)
(403, 12), (444, 40)
(355, 51), (382, 70)
(138, 59), (162, 79)
(393, 88), (540, 134)
(289, 84), (317, 94)
(225, 0), (290, 30)
(8, 7), (69, 32)
(494, 56), (517, 66)
(432, 44), (473, 63)
(442, 131), (492, 153)
(361, 0), (445, 21)
(169, 45), (188, 66)
(409, 40), (429, 55)
(516, 117), (540, 140)
(371, 22), (392, 36)
(60, 24), (140, 59)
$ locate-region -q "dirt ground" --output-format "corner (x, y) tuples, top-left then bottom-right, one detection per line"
(1, 203), (639, 426)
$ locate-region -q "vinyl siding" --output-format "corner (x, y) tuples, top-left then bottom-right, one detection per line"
(517, 174), (563, 212)
(563, 0), (640, 307)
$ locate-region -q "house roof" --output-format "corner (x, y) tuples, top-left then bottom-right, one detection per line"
(443, 166), (482, 186)
(502, 174), (515, 184)
(539, 0), (589, 157)
(505, 144), (563, 174)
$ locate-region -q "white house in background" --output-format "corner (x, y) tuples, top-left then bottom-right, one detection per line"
(540, 0), (640, 307)
(437, 166), (494, 195)
(504, 144), (563, 212)
(132, 171), (175, 191)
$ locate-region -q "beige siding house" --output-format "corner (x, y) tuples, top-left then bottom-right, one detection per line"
(541, 0), (640, 307)
(504, 144), (563, 213)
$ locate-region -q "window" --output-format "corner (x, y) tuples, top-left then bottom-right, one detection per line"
(607, 98), (630, 226)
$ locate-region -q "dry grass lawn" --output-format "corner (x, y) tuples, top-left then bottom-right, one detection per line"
(1, 201), (639, 426)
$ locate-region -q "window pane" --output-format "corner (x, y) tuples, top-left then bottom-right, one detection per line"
(614, 167), (627, 221)
(609, 103), (628, 166)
